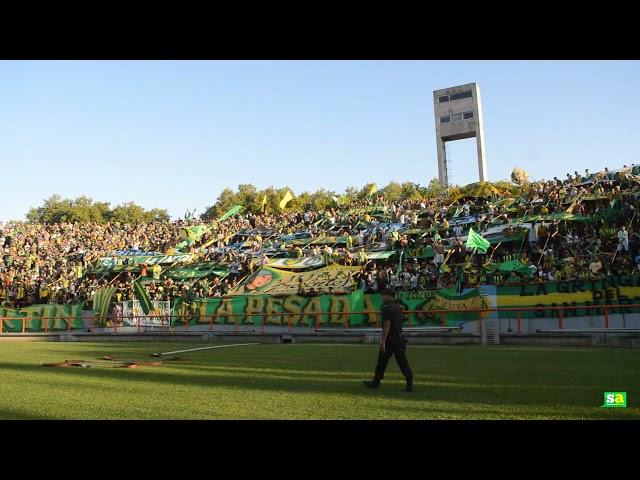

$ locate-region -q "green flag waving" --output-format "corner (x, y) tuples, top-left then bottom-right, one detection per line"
(181, 224), (208, 241)
(133, 280), (154, 315)
(176, 224), (209, 252)
(219, 205), (244, 221)
(93, 285), (116, 318)
(466, 227), (490, 254)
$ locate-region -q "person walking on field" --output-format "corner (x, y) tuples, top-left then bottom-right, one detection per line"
(363, 288), (414, 392)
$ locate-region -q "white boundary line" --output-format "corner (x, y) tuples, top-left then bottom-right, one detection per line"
(153, 343), (260, 357)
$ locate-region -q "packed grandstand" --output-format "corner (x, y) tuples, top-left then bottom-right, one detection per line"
(2, 164), (640, 326)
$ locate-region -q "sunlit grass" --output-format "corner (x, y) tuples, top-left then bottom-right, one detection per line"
(0, 342), (638, 419)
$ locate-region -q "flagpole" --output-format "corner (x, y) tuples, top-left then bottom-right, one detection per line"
(487, 242), (502, 264)
(628, 211), (637, 231)
(537, 231), (556, 266)
(517, 231), (527, 257)
(610, 212), (635, 264)
(441, 248), (453, 268)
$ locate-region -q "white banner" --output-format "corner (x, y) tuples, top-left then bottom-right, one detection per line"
(121, 300), (171, 327)
(267, 257), (324, 269)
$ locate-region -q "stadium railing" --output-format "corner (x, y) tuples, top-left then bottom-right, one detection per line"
(2, 303), (640, 335)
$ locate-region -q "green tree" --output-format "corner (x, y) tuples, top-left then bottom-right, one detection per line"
(424, 178), (445, 200)
(381, 182), (403, 202)
(25, 195), (169, 224)
(290, 191), (311, 212)
(400, 182), (422, 202)
(109, 202), (147, 224)
(358, 183), (378, 200)
(26, 195), (110, 223)
(201, 188), (236, 220)
(307, 189), (335, 212)
(344, 186), (359, 198)
(236, 184), (258, 213)
(144, 208), (171, 222)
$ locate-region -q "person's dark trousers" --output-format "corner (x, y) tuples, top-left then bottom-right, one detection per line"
(373, 338), (413, 385)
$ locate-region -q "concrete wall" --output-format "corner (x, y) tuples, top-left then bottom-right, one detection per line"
(459, 314), (640, 334)
(500, 333), (640, 348)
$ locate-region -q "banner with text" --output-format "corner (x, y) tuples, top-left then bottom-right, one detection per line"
(228, 264), (363, 296)
(95, 253), (196, 271)
(495, 275), (640, 318)
(0, 303), (85, 332)
(171, 288), (489, 327)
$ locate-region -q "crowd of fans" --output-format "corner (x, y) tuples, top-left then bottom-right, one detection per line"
(2, 164), (640, 310)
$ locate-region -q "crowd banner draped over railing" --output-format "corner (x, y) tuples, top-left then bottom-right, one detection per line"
(3, 276), (640, 333)
(122, 300), (171, 327)
(96, 253), (195, 270)
(0, 303), (84, 332)
(495, 274), (640, 318)
(171, 288), (489, 327)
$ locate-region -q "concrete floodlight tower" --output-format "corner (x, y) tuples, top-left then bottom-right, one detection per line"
(433, 82), (487, 187)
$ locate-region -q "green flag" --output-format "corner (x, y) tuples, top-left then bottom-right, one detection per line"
(466, 227), (490, 254)
(133, 280), (154, 315)
(219, 205), (244, 221)
(181, 224), (208, 241)
(93, 285), (116, 318)
(497, 260), (532, 276)
(396, 249), (404, 275)
(176, 224), (208, 252)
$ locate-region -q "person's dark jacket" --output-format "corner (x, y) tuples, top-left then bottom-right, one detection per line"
(381, 301), (404, 342)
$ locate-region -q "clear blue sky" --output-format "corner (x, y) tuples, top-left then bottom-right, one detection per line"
(1, 60), (639, 221)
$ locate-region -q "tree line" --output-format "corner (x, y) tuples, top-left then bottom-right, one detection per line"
(24, 176), (520, 224)
(199, 180), (447, 220)
(25, 195), (171, 224)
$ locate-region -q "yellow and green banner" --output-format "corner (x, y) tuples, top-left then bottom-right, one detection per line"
(95, 253), (195, 271)
(0, 303), (85, 332)
(494, 274), (640, 318)
(93, 285), (116, 317)
(163, 263), (228, 280)
(173, 274), (640, 326)
(181, 225), (208, 241)
(133, 280), (154, 315)
(228, 264), (363, 296)
(171, 288), (488, 327)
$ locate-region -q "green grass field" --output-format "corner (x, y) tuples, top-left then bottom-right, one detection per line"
(0, 341), (638, 419)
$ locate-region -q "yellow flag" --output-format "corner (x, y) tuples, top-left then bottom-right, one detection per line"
(279, 190), (294, 209)
(368, 183), (378, 196)
(261, 194), (267, 208)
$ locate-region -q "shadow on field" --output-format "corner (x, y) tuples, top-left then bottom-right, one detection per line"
(0, 407), (53, 420)
(1, 360), (637, 419)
